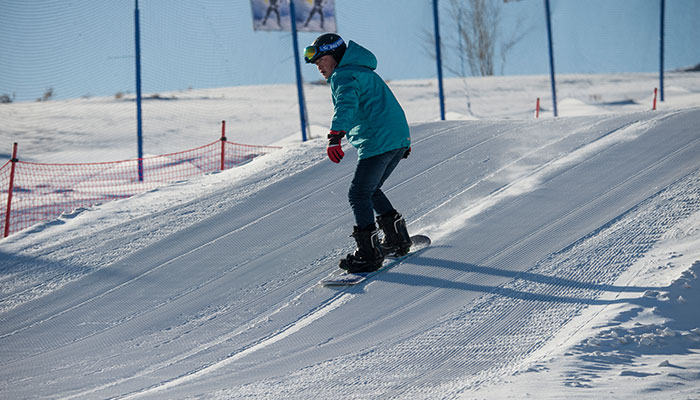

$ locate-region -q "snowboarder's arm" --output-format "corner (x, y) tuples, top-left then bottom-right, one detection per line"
(330, 74), (359, 133)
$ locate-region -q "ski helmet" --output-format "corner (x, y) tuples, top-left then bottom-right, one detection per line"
(303, 33), (346, 64)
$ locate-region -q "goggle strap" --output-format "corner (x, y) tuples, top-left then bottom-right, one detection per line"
(317, 38), (344, 52)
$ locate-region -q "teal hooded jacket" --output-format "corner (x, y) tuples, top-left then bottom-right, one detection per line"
(328, 41), (411, 160)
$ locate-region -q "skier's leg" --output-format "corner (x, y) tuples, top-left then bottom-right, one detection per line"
(369, 147), (411, 255)
(341, 155), (388, 273)
(369, 147), (407, 216)
(348, 148), (404, 229)
(342, 148), (407, 272)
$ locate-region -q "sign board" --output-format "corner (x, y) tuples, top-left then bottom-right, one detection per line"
(250, 0), (337, 32)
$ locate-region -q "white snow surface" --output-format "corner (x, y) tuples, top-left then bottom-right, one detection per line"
(1, 73), (700, 399)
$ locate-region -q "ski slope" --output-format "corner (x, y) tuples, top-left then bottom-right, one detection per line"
(1, 74), (700, 399)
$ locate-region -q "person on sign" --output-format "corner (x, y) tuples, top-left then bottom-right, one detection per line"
(262, 0), (281, 27)
(304, 0), (325, 29)
(304, 33), (413, 273)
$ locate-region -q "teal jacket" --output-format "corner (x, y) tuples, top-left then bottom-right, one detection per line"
(328, 41), (411, 160)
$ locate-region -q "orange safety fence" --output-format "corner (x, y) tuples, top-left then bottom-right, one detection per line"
(1, 135), (280, 238)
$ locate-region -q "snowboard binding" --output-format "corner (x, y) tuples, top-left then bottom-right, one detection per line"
(339, 225), (384, 273)
(377, 212), (412, 257)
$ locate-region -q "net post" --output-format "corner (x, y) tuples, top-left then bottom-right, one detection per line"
(659, 0), (665, 102)
(134, 0), (144, 181)
(544, 0), (558, 117)
(432, 0), (446, 121)
(4, 143), (18, 238)
(220, 120), (227, 171)
(289, 0), (309, 142)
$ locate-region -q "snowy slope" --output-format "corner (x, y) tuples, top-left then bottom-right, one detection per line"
(1, 74), (700, 399)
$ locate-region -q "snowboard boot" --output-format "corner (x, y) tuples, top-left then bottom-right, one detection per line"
(377, 211), (412, 257)
(339, 225), (385, 273)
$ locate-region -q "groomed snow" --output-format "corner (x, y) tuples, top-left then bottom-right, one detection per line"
(1, 72), (699, 399)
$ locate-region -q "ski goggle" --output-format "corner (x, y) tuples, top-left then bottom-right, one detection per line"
(303, 38), (344, 63)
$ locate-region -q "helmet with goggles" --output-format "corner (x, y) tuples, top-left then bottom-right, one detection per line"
(303, 33), (346, 64)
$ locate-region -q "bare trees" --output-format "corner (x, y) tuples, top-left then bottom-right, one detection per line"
(452, 0), (498, 76)
(433, 0), (528, 77)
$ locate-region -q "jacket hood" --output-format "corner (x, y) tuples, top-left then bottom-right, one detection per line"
(336, 41), (377, 70)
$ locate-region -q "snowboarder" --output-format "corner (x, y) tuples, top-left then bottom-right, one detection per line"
(303, 33), (412, 273)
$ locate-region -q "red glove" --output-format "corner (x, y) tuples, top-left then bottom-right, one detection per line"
(327, 130), (346, 163)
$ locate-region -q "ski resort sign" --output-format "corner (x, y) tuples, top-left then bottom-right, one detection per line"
(250, 0), (337, 32)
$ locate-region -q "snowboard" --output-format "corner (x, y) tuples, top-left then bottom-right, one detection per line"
(321, 234), (431, 287)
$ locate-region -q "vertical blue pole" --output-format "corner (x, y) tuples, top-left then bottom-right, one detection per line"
(134, 0), (144, 180)
(289, 0), (308, 142)
(432, 0), (445, 121)
(544, 0), (558, 117)
(659, 0), (665, 102)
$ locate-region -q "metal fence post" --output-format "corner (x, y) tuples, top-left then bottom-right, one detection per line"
(433, 0), (445, 121)
(289, 0), (309, 142)
(220, 120), (227, 171)
(659, 0), (665, 102)
(544, 0), (558, 117)
(135, 0), (145, 181)
(4, 143), (18, 238)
